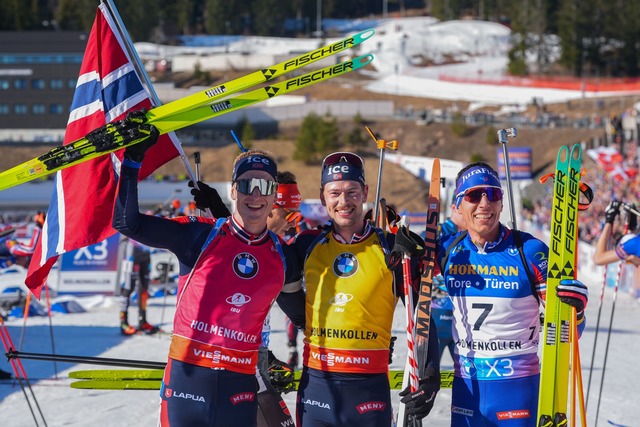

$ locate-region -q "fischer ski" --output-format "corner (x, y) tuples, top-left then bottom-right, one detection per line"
(70, 379), (161, 390)
(146, 29), (374, 120)
(68, 368), (454, 391)
(69, 369), (164, 380)
(0, 42), (375, 191)
(537, 144), (582, 427)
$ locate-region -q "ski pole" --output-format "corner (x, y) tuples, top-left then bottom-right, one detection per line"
(586, 224), (613, 409)
(1, 318), (48, 426)
(105, 0), (199, 187)
(193, 151), (203, 218)
(621, 202), (640, 217)
(594, 241), (624, 427)
(573, 313), (588, 427)
(193, 151), (201, 185)
(44, 283), (59, 379)
(364, 125), (398, 225)
(231, 130), (248, 153)
(6, 349), (166, 370)
(377, 198), (388, 233)
(497, 128), (518, 230)
(160, 188), (182, 211)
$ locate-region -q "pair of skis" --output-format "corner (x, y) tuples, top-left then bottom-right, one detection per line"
(537, 144), (585, 427)
(397, 159), (441, 427)
(0, 29), (375, 191)
(67, 368), (455, 391)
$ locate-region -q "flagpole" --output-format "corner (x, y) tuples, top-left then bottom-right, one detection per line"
(102, 2), (196, 181)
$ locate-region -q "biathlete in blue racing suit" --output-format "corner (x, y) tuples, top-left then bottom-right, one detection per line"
(438, 162), (589, 427)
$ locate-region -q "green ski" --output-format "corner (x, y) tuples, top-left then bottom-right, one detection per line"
(0, 31), (375, 191)
(537, 144), (582, 427)
(68, 368), (455, 391)
(71, 379), (162, 390)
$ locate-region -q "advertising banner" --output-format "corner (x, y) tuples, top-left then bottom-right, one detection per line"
(57, 234), (121, 295)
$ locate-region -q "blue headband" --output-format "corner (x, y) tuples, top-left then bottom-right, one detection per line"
(455, 165), (502, 207)
(321, 161), (366, 187)
(232, 155), (277, 181)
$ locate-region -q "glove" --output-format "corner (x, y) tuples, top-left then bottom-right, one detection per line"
(267, 350), (295, 394)
(399, 367), (440, 419)
(604, 200), (621, 224)
(123, 114), (159, 163)
(394, 226), (425, 257)
(386, 226), (425, 270)
(188, 180), (231, 217)
(556, 279), (588, 313)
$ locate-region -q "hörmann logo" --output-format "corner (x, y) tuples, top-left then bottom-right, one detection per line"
(285, 62), (353, 91)
(283, 38), (355, 70)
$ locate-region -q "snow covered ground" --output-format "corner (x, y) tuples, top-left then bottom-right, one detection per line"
(0, 268), (638, 427)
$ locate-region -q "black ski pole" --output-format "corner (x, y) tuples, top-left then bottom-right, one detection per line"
(1, 320), (48, 426)
(594, 240), (623, 427)
(497, 128), (518, 230)
(364, 125), (398, 225)
(6, 349), (166, 370)
(586, 224), (613, 410)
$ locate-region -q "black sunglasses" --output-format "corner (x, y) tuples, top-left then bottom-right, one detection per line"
(462, 187), (503, 204)
(235, 178), (278, 196)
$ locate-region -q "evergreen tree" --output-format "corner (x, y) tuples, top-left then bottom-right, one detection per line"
(239, 116), (255, 149)
(345, 113), (367, 147)
(205, 0), (245, 34)
(317, 110), (341, 153)
(252, 0), (294, 36)
(294, 112), (322, 163)
(55, 0), (95, 31)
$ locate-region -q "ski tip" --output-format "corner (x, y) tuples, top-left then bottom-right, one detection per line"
(354, 53), (375, 67)
(355, 28), (376, 41)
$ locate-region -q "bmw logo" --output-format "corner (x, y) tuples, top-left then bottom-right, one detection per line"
(333, 253), (358, 278)
(233, 253), (259, 279)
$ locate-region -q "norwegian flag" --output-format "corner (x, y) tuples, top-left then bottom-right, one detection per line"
(586, 146), (637, 182)
(25, 4), (179, 297)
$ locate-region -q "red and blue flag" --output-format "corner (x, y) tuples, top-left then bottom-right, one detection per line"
(26, 4), (179, 296)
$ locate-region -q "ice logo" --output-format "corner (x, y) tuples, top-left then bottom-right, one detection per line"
(329, 292), (354, 306)
(233, 253), (259, 279)
(332, 253), (358, 278)
(507, 246), (519, 256)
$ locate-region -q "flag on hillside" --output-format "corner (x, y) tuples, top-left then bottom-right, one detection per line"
(25, 4), (179, 297)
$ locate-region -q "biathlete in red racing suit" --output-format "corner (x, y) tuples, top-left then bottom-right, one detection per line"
(113, 144), (304, 427)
